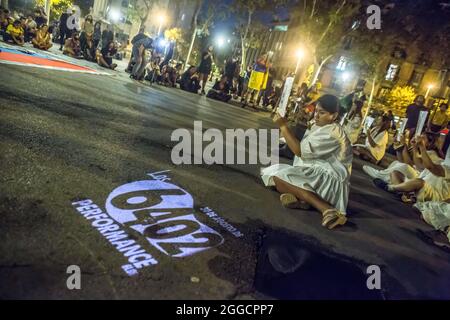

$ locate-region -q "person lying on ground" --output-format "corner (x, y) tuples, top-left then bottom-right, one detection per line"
(32, 24), (52, 50)
(366, 133), (443, 201)
(63, 31), (82, 58)
(353, 115), (391, 164)
(414, 200), (450, 252)
(261, 94), (353, 230)
(207, 76), (232, 102)
(374, 134), (450, 204)
(4, 20), (24, 45)
(97, 40), (117, 70)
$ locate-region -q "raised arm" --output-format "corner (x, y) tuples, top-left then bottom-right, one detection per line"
(273, 113), (301, 157)
(417, 135), (445, 177)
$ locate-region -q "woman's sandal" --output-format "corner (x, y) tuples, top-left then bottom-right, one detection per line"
(322, 209), (347, 230)
(280, 193), (311, 210)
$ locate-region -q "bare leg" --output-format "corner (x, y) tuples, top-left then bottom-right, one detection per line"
(97, 56), (109, 68)
(390, 170), (405, 185)
(273, 176), (334, 214)
(390, 178), (424, 193)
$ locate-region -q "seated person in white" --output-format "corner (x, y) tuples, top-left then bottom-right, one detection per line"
(353, 115), (391, 163)
(374, 134), (450, 203)
(261, 95), (353, 230)
(364, 133), (443, 185)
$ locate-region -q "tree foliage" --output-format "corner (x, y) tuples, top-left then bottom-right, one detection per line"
(385, 85), (416, 112)
(35, 0), (73, 21)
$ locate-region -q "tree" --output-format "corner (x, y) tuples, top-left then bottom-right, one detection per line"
(128, 0), (156, 29)
(232, 0), (286, 70)
(288, 0), (363, 85)
(35, 0), (73, 21)
(386, 85), (416, 113)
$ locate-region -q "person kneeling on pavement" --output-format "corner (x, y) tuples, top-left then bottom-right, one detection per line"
(261, 95), (353, 230)
(180, 66), (200, 93)
(374, 134), (450, 204)
(207, 76), (232, 103)
(97, 40), (117, 70)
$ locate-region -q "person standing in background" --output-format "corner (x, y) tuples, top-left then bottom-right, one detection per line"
(198, 45), (214, 95)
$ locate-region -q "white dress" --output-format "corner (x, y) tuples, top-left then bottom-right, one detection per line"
(343, 115), (362, 144)
(362, 150), (442, 183)
(414, 201), (450, 232)
(261, 123), (353, 214)
(354, 128), (388, 161)
(417, 148), (450, 202)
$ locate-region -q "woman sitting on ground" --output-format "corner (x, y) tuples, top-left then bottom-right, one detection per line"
(353, 115), (391, 164)
(375, 134), (450, 203)
(261, 95), (353, 230)
(343, 100), (364, 144)
(63, 31), (82, 58)
(207, 76), (232, 103)
(180, 66), (200, 93)
(32, 24), (52, 50)
(97, 40), (117, 70)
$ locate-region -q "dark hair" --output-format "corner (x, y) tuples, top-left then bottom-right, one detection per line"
(440, 103), (448, 109)
(13, 19), (20, 25)
(317, 94), (340, 114)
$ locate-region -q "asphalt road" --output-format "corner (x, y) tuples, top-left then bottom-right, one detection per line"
(1, 60), (450, 300)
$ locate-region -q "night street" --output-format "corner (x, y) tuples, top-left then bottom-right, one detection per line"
(1, 58), (449, 300)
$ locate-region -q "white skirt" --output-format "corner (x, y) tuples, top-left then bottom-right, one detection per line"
(362, 161), (419, 183)
(261, 163), (350, 214)
(414, 202), (450, 232)
(417, 170), (450, 202)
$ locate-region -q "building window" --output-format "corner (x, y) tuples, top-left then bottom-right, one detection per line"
(336, 56), (347, 71)
(409, 70), (424, 87)
(385, 64), (399, 81)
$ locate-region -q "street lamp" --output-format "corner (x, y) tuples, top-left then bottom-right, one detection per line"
(342, 71), (351, 82)
(425, 84), (434, 98)
(216, 36), (225, 48)
(294, 48), (304, 74)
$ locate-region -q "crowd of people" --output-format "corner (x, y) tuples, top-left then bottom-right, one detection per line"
(1, 6), (123, 71)
(262, 88), (449, 250)
(1, 7), (51, 49)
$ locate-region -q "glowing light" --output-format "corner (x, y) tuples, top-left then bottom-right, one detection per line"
(295, 48), (304, 59)
(342, 72), (352, 82)
(216, 36), (225, 47)
(109, 9), (121, 22)
(158, 38), (168, 47)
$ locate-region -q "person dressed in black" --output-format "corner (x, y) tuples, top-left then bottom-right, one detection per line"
(198, 45), (214, 95)
(58, 9), (73, 51)
(34, 8), (47, 29)
(180, 66), (200, 93)
(130, 36), (153, 80)
(92, 21), (102, 49)
(207, 76), (232, 103)
(98, 40), (117, 70)
(405, 95), (428, 138)
(224, 57), (238, 91)
(126, 26), (146, 73)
